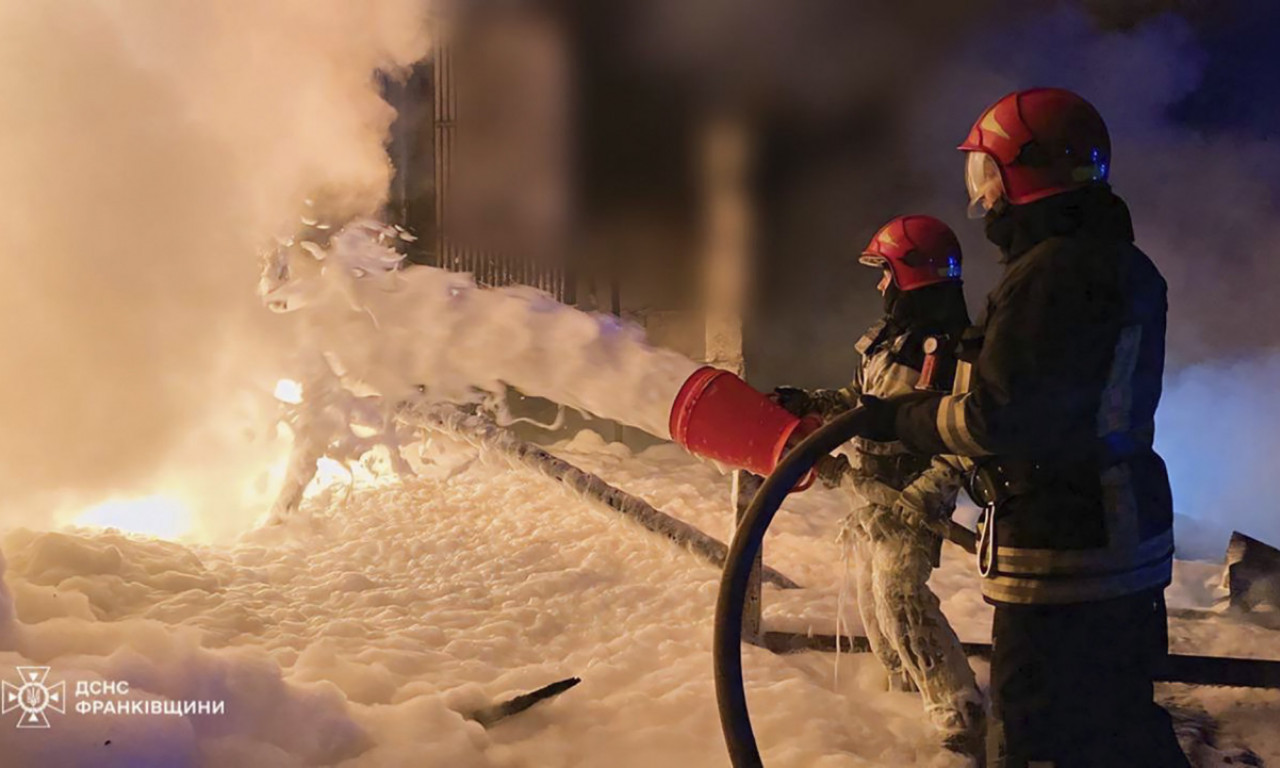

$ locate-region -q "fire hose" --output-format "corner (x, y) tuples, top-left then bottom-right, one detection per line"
(713, 405), (875, 768)
(711, 404), (1280, 767)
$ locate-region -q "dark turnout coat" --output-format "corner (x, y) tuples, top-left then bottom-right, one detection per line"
(897, 186), (1174, 605)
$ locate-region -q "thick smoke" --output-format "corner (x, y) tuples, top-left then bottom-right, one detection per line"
(622, 0), (996, 118)
(903, 6), (1280, 555)
(0, 1), (431, 538)
(602, 0), (1280, 554)
(1158, 356), (1280, 559)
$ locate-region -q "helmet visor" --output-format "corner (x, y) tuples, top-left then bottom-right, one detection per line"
(965, 151), (1004, 219)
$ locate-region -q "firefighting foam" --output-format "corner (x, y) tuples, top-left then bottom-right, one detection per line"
(260, 220), (703, 443)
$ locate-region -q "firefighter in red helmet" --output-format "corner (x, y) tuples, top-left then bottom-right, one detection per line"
(861, 88), (1189, 767)
(776, 215), (985, 758)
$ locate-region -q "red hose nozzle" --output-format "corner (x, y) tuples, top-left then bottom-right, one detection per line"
(669, 367), (816, 488)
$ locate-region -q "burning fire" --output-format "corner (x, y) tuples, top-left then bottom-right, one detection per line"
(59, 376), (402, 541)
(303, 456), (398, 499)
(74, 495), (194, 539)
(307, 457), (355, 497)
(274, 378), (304, 405)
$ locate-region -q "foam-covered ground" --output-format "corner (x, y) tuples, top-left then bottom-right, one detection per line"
(0, 431), (1276, 766)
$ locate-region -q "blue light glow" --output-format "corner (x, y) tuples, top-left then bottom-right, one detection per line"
(1155, 355), (1280, 559)
(1091, 147), (1109, 180)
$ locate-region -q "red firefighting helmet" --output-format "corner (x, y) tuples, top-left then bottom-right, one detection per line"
(960, 88), (1110, 217)
(859, 215), (963, 291)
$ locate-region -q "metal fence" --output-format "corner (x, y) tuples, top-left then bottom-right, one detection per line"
(432, 42), (570, 303)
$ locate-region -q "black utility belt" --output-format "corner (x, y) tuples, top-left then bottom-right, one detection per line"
(967, 456), (1103, 508)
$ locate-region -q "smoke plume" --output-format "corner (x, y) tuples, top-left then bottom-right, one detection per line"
(0, 0), (431, 538)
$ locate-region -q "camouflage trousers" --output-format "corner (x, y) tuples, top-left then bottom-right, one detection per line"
(839, 498), (985, 749)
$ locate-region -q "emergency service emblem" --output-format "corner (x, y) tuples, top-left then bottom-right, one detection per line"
(2, 666), (65, 728)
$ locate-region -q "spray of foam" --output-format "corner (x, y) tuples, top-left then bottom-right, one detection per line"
(0, 1), (432, 541)
(260, 220), (703, 516)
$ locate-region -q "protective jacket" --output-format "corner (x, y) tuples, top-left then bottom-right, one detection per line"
(806, 308), (974, 547)
(811, 280), (970, 497)
(896, 186), (1175, 605)
(840, 321), (936, 472)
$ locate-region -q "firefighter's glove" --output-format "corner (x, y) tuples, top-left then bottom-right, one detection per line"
(771, 386), (814, 418)
(813, 453), (852, 489)
(809, 389), (855, 419)
(857, 395), (901, 442)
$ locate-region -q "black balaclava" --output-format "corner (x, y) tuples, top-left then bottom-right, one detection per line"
(982, 184), (1132, 262)
(882, 279), (903, 317)
(883, 279), (970, 336)
(983, 198), (1017, 256)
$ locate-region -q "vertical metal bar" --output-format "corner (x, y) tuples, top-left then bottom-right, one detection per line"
(732, 471), (764, 643)
(433, 42), (454, 270)
(431, 20), (574, 302)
